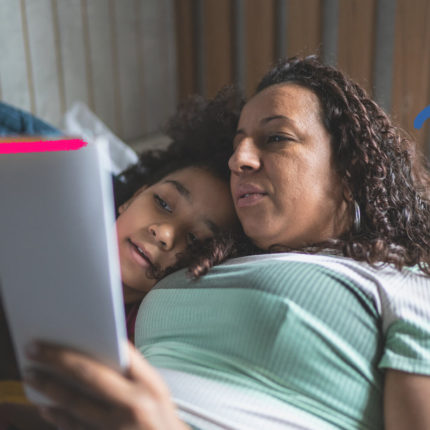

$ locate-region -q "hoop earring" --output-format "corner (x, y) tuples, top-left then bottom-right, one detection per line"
(353, 200), (361, 233)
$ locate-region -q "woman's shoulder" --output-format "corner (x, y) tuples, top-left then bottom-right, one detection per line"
(155, 251), (430, 306)
(219, 251), (386, 285)
(222, 251), (430, 302)
(223, 251), (429, 280)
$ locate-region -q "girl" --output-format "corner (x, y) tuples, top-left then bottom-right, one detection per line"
(112, 88), (244, 340)
(0, 87), (244, 430)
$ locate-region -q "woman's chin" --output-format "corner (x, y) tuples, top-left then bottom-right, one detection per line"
(244, 227), (277, 251)
(246, 228), (300, 251)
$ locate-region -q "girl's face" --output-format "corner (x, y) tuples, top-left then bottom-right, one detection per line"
(116, 167), (237, 302)
(229, 83), (350, 250)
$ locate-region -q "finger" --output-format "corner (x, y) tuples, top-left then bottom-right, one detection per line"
(24, 368), (110, 428)
(31, 370), (171, 430)
(27, 342), (178, 429)
(26, 341), (138, 405)
(40, 406), (94, 430)
(127, 342), (170, 398)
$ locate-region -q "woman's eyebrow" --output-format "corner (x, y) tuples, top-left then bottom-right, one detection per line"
(235, 115), (296, 136)
(261, 115), (294, 125)
(163, 180), (191, 202)
(262, 115), (301, 135)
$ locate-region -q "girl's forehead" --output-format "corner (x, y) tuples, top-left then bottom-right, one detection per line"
(155, 168), (231, 210)
(160, 166), (216, 186)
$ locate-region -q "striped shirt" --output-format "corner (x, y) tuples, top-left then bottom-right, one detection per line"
(135, 253), (430, 429)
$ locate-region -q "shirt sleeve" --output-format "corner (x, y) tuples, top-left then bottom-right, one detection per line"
(378, 269), (430, 374)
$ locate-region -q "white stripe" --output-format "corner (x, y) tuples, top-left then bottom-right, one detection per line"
(158, 368), (337, 430)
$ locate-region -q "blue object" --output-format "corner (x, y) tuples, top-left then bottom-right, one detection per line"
(413, 105), (430, 130)
(0, 101), (61, 136)
(0, 101), (125, 213)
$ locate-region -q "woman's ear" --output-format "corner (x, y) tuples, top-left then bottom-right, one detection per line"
(343, 189), (353, 202)
(342, 180), (354, 202)
(118, 185), (147, 215)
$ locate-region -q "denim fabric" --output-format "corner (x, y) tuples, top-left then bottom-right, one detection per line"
(0, 102), (61, 136)
(0, 101), (123, 213)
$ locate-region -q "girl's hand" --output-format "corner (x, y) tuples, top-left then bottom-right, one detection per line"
(24, 341), (190, 430)
(0, 297), (20, 380)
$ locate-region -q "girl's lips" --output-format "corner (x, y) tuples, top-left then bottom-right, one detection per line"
(236, 192), (267, 208)
(126, 239), (153, 268)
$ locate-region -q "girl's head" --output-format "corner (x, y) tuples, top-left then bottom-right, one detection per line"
(229, 56), (430, 272)
(116, 166), (238, 303)
(115, 87), (244, 302)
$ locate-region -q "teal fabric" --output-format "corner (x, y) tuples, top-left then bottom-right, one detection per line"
(135, 255), (430, 429)
(379, 319), (430, 373)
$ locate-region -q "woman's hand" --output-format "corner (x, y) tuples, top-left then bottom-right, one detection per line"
(24, 341), (190, 430)
(384, 369), (430, 430)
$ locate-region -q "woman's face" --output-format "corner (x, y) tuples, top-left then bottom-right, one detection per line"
(116, 167), (237, 302)
(229, 83), (349, 250)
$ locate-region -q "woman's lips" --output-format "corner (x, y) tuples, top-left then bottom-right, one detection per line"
(235, 184), (267, 208)
(126, 239), (153, 268)
(236, 192), (267, 208)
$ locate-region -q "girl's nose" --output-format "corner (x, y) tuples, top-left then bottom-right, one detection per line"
(149, 223), (175, 250)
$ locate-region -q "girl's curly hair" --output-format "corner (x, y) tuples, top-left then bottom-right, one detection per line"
(114, 86), (244, 210)
(257, 56), (430, 275)
(113, 86), (253, 280)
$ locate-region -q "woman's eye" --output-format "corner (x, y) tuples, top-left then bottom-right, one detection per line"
(267, 134), (292, 144)
(154, 194), (172, 213)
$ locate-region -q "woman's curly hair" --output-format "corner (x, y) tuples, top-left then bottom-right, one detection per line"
(113, 86), (254, 280)
(257, 56), (430, 275)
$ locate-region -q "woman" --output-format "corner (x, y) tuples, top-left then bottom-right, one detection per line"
(24, 57), (430, 429)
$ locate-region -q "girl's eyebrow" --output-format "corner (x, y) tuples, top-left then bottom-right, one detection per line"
(204, 219), (219, 235)
(163, 180), (191, 202)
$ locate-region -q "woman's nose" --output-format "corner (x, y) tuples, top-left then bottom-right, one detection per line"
(149, 224), (174, 250)
(228, 138), (261, 174)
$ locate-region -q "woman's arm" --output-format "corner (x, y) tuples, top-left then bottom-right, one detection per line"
(384, 369), (430, 430)
(24, 341), (190, 430)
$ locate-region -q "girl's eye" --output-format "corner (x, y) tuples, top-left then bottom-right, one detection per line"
(154, 194), (172, 213)
(187, 232), (198, 244)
